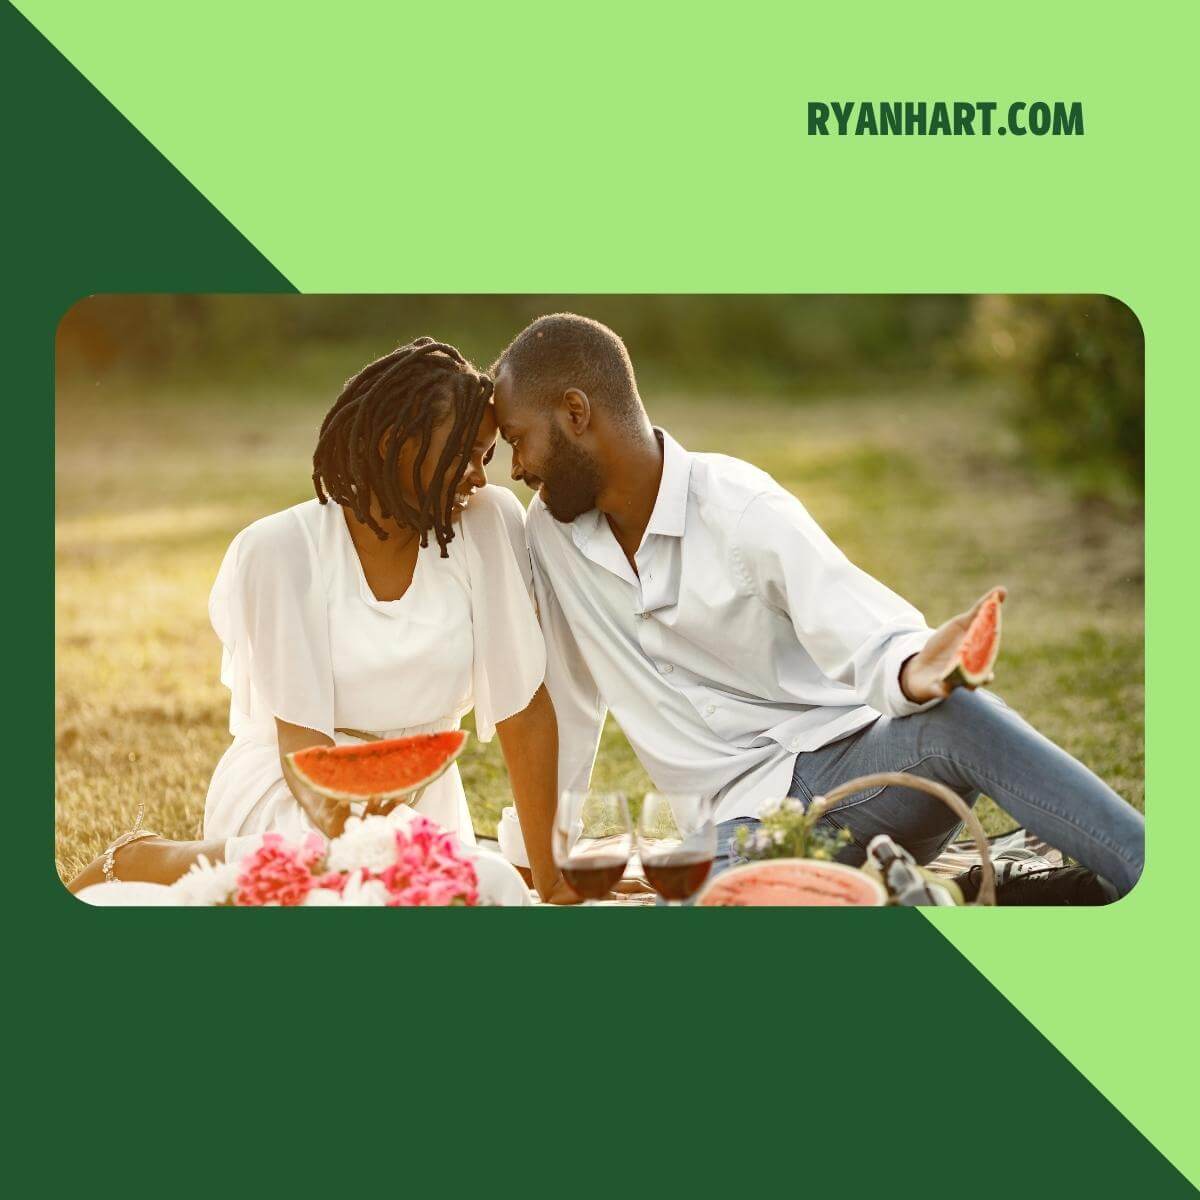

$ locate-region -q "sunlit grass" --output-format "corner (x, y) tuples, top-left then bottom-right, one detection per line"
(55, 377), (1143, 880)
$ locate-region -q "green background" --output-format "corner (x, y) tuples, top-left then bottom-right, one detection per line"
(15, 1), (1195, 1191)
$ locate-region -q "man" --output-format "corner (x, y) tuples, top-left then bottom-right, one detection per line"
(491, 313), (1144, 896)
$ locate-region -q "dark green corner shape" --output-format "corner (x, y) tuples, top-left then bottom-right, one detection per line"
(10, 3), (1192, 1191)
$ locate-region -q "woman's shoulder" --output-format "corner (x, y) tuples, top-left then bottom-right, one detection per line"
(455, 486), (536, 597)
(210, 500), (327, 631)
(458, 485), (528, 548)
(462, 483), (527, 524)
(229, 499), (324, 574)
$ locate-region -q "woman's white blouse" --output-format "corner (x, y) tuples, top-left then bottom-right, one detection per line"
(203, 486), (545, 851)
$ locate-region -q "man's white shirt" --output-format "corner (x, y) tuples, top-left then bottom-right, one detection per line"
(526, 429), (937, 823)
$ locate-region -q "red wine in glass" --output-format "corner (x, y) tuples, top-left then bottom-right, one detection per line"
(641, 853), (714, 901)
(637, 793), (718, 905)
(561, 856), (629, 899)
(553, 791), (633, 905)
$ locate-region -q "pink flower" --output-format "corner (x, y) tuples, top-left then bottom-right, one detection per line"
(312, 870), (349, 893)
(246, 815), (482, 908)
(235, 832), (324, 907)
(371, 816), (478, 906)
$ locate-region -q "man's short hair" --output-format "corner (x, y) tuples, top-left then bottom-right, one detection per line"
(493, 313), (642, 424)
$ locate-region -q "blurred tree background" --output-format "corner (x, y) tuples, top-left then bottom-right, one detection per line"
(54, 295), (1144, 880)
(58, 294), (1143, 494)
(964, 295), (1144, 491)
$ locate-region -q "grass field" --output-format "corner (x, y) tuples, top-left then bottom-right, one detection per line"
(54, 361), (1144, 881)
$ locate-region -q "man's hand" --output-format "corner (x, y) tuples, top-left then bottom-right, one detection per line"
(900, 587), (1006, 704)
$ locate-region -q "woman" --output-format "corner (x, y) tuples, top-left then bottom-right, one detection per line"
(68, 337), (573, 903)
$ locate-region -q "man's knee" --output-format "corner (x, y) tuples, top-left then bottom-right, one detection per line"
(918, 687), (1009, 742)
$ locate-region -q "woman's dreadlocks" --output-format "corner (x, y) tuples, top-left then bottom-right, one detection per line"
(312, 337), (493, 557)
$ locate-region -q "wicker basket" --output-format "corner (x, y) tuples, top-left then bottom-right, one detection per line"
(806, 771), (996, 906)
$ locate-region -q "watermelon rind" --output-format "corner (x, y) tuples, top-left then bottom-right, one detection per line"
(941, 590), (1002, 688)
(944, 661), (994, 689)
(694, 858), (887, 907)
(285, 730), (468, 809)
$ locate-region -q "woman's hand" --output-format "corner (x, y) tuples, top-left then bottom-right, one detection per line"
(900, 587), (1006, 704)
(275, 718), (355, 838)
(279, 751), (355, 838)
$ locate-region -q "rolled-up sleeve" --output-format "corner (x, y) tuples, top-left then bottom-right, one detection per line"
(734, 490), (939, 718)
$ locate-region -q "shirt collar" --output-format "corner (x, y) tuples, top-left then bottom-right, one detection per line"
(571, 427), (696, 566)
(570, 427), (692, 551)
(569, 506), (604, 553)
(644, 428), (691, 539)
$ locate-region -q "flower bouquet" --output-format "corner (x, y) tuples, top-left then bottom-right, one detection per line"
(730, 796), (854, 862)
(173, 810), (480, 907)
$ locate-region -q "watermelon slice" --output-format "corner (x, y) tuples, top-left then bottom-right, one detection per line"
(942, 588), (1003, 688)
(694, 859), (886, 907)
(286, 730), (468, 809)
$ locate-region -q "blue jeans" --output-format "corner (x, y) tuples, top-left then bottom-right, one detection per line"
(713, 689), (1144, 896)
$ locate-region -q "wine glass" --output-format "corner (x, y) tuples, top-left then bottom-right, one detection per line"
(636, 792), (717, 905)
(553, 791), (633, 904)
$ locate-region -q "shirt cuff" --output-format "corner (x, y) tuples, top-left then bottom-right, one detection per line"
(882, 629), (941, 717)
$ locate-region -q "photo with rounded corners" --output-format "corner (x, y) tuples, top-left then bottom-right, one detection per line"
(55, 294), (1145, 908)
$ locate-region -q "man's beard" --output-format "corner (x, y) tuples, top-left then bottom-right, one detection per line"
(539, 422), (602, 523)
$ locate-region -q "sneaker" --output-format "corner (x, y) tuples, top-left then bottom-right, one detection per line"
(955, 864), (1118, 905)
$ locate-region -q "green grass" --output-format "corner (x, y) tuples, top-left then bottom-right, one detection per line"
(55, 372), (1144, 880)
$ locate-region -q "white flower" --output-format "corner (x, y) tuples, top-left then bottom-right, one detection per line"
(781, 798), (805, 816)
(338, 871), (390, 906)
(303, 887), (345, 907)
(385, 805), (423, 832)
(172, 854), (240, 906)
(749, 829), (773, 855)
(326, 814), (400, 874)
(760, 798), (783, 818)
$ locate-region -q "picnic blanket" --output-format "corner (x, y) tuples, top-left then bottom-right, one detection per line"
(925, 827), (1064, 882)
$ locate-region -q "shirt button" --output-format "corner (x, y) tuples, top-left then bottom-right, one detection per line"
(661, 664), (674, 674)
(640, 612), (651, 620)
(705, 704), (716, 716)
(789, 739), (802, 752)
